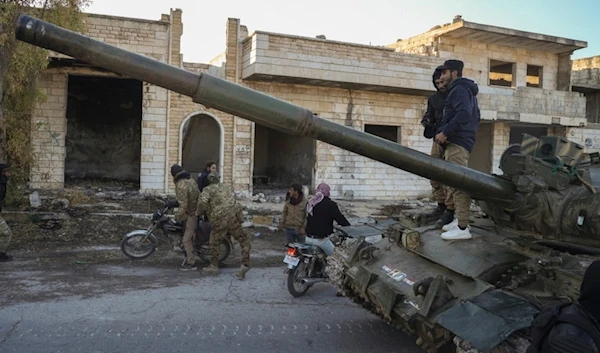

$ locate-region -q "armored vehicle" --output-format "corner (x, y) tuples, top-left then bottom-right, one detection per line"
(14, 15), (600, 353)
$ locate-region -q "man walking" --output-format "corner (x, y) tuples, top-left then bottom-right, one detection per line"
(421, 66), (453, 226)
(0, 163), (13, 262)
(171, 164), (200, 271)
(196, 171), (251, 280)
(434, 59), (480, 240)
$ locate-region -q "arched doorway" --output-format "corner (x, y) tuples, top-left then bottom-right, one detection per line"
(179, 112), (224, 181)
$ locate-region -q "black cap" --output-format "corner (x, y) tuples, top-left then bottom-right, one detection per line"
(433, 65), (445, 79)
(170, 164), (183, 177)
(0, 163), (11, 171)
(439, 59), (464, 72)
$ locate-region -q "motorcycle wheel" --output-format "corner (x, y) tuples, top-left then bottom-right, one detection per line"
(287, 261), (310, 297)
(120, 233), (158, 259)
(196, 239), (231, 264)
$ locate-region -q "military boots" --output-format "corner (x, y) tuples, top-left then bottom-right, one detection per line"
(434, 209), (455, 228)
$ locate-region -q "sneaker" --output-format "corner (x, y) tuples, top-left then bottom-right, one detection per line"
(434, 210), (455, 228)
(179, 262), (197, 271)
(0, 252), (13, 262)
(442, 218), (459, 231)
(203, 265), (220, 276)
(441, 226), (472, 240)
(236, 265), (250, 280)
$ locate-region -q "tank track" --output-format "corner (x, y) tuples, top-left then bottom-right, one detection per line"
(326, 238), (529, 353)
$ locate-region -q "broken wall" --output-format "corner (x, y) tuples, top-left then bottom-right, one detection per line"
(244, 81), (434, 200)
(253, 125), (314, 186)
(33, 11), (174, 192)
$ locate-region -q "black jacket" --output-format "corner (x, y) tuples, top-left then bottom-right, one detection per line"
(305, 197), (350, 238)
(422, 67), (447, 139)
(439, 77), (481, 153)
(543, 304), (599, 353)
(197, 171), (209, 192)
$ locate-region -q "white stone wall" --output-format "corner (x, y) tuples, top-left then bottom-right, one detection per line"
(33, 13), (173, 192)
(567, 126), (600, 153)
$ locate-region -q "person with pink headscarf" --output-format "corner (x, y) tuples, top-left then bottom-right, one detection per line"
(304, 182), (350, 256)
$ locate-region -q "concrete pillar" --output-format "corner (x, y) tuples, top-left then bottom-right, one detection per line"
(557, 52), (573, 91)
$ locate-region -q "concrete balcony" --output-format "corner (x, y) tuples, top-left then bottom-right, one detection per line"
(241, 32), (442, 96)
(241, 32), (587, 127)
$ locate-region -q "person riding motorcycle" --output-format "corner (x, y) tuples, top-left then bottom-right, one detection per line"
(196, 171), (251, 279)
(304, 182), (350, 256)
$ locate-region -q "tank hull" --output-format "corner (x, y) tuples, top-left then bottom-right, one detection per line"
(327, 217), (597, 353)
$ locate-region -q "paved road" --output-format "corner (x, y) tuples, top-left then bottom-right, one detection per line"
(1, 263), (423, 353)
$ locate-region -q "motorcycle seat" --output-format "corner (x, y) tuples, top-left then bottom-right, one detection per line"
(291, 243), (324, 254)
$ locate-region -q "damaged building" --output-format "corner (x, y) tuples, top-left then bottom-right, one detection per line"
(30, 9), (599, 200)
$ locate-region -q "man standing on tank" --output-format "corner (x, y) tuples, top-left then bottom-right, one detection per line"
(435, 59), (480, 241)
(421, 66), (453, 226)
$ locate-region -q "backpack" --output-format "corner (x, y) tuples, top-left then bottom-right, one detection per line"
(526, 302), (600, 353)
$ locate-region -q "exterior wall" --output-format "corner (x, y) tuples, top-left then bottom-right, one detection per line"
(244, 82), (431, 200)
(567, 125), (600, 153)
(32, 10), (179, 192)
(166, 63), (234, 195)
(31, 72), (68, 189)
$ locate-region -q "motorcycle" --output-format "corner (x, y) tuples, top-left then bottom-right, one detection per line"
(283, 227), (349, 297)
(120, 199), (232, 264)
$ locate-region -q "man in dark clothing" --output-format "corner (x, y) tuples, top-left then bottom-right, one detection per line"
(529, 260), (600, 353)
(0, 163), (13, 262)
(305, 183), (350, 256)
(421, 66), (453, 225)
(434, 59), (480, 241)
(197, 161), (217, 193)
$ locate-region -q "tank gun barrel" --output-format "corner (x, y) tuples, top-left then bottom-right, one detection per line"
(15, 15), (516, 201)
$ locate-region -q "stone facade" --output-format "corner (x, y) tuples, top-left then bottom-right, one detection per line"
(30, 10), (599, 201)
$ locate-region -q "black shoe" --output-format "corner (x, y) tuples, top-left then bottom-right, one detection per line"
(179, 262), (197, 271)
(434, 210), (455, 228)
(427, 203), (447, 218)
(0, 252), (13, 262)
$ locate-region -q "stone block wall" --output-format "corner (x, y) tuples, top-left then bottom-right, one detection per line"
(30, 71), (68, 189)
(245, 81), (439, 200)
(567, 126), (600, 153)
(242, 32), (442, 93)
(32, 10), (179, 192)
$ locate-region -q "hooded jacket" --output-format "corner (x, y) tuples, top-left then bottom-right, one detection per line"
(421, 66), (447, 139)
(542, 261), (600, 353)
(439, 77), (481, 153)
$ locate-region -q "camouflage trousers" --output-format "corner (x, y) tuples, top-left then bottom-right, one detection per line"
(443, 143), (471, 228)
(0, 215), (12, 253)
(430, 142), (454, 209)
(210, 212), (250, 267)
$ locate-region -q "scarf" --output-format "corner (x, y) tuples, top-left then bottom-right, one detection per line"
(307, 183), (330, 216)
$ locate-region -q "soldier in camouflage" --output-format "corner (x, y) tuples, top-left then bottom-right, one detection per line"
(171, 164), (200, 271)
(196, 171), (251, 279)
(0, 163), (13, 262)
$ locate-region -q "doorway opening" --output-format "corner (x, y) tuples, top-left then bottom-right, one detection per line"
(180, 113), (224, 182)
(253, 125), (315, 198)
(65, 75), (142, 189)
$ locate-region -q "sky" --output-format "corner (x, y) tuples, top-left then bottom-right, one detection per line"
(86, 0), (599, 64)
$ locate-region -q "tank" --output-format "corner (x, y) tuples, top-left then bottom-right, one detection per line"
(14, 15), (600, 353)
